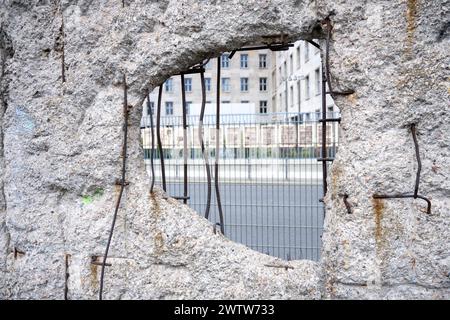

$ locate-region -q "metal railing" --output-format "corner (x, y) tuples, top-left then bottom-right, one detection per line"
(141, 112), (339, 261)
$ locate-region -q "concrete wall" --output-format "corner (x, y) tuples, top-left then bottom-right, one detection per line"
(0, 0), (448, 299)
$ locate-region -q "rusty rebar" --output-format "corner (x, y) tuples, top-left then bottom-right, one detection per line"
(147, 94), (155, 193)
(174, 67), (205, 76)
(99, 74), (130, 300)
(215, 57), (225, 234)
(156, 85), (167, 191)
(372, 124), (431, 214)
(373, 194), (431, 214)
(324, 18), (334, 99)
(64, 254), (70, 300)
(228, 43), (293, 60)
(324, 18), (354, 97)
(199, 70), (212, 219)
(180, 74), (188, 204)
(411, 124), (421, 198)
(320, 65), (328, 198)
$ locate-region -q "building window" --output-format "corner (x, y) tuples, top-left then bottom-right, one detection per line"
(297, 81), (301, 111)
(185, 101), (192, 115)
(289, 54), (293, 75)
(259, 77), (267, 91)
(241, 100), (249, 104)
(165, 102), (173, 115)
(283, 61), (287, 78)
(221, 78), (231, 92)
(222, 100), (230, 104)
(305, 75), (310, 100)
(296, 46), (301, 69)
(259, 101), (268, 114)
(259, 54), (267, 68)
(240, 54), (248, 69)
(147, 101), (154, 116)
(221, 54), (230, 68)
(315, 68), (321, 95)
(278, 66), (282, 84)
(205, 77), (211, 91)
(164, 78), (173, 92)
(304, 42), (310, 62)
(240, 77), (249, 92)
(184, 78), (192, 92)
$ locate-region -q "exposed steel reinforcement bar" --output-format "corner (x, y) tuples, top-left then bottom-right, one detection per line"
(215, 57), (225, 234)
(99, 74), (130, 300)
(373, 124), (431, 214)
(180, 74), (188, 204)
(147, 94), (156, 192)
(199, 70), (212, 219)
(156, 85), (167, 192)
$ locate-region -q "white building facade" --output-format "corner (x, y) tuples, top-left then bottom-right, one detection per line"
(145, 49), (275, 119)
(272, 40), (337, 120)
(144, 40), (336, 121)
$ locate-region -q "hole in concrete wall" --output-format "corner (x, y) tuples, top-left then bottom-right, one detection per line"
(140, 39), (339, 261)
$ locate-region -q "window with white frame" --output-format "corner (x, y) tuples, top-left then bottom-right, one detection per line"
(305, 75), (310, 100)
(205, 77), (211, 91)
(240, 77), (249, 92)
(259, 101), (268, 114)
(221, 54), (230, 68)
(315, 68), (321, 95)
(184, 77), (192, 92)
(164, 78), (173, 92)
(240, 54), (248, 69)
(278, 66), (282, 84)
(304, 42), (310, 62)
(259, 54), (267, 68)
(165, 101), (173, 115)
(289, 54), (293, 75)
(185, 101), (192, 115)
(259, 77), (267, 91)
(296, 46), (301, 69)
(147, 101), (154, 116)
(221, 78), (231, 92)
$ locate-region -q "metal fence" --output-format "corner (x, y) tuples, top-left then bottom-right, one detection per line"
(141, 112), (339, 261)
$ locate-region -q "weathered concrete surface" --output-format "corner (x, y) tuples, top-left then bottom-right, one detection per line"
(0, 0), (448, 299)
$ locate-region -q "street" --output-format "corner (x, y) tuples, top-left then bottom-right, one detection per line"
(165, 182), (324, 261)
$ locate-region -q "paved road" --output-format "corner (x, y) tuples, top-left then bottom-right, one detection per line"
(165, 182), (324, 261)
